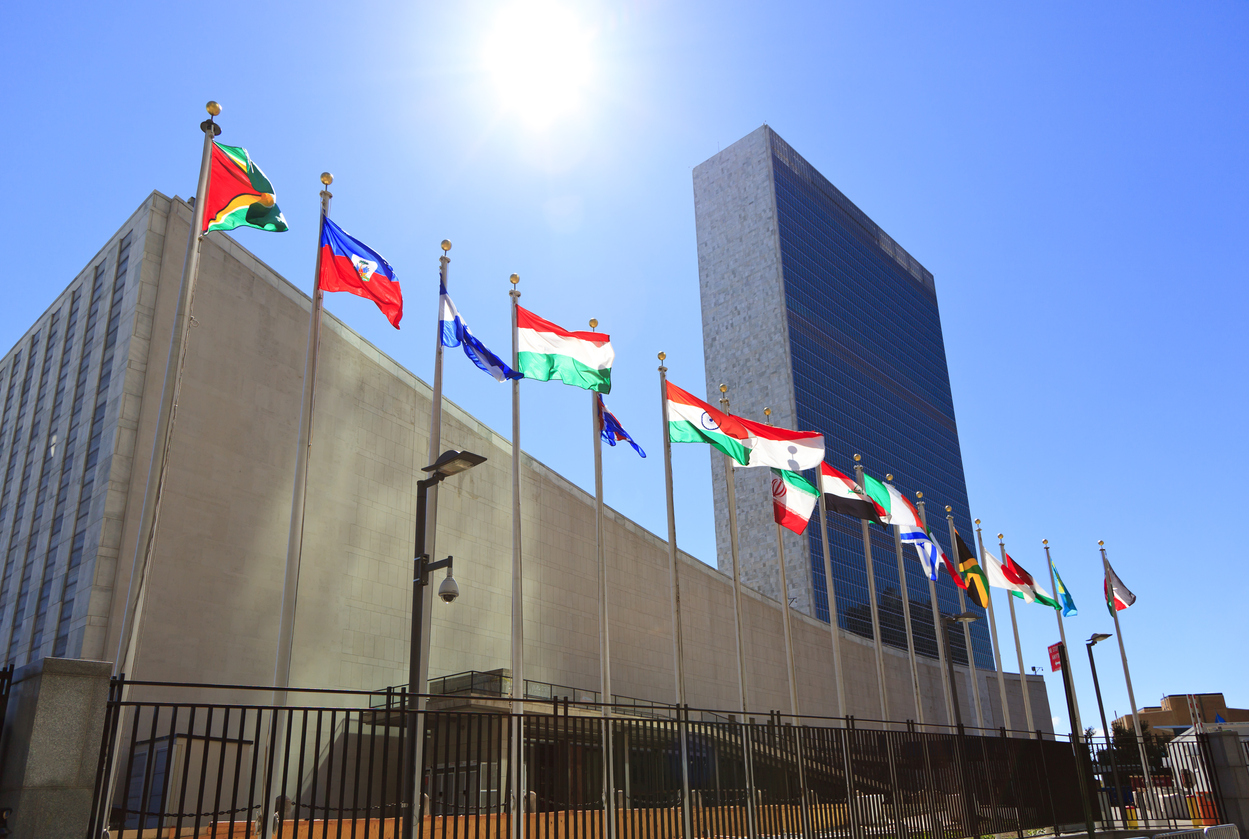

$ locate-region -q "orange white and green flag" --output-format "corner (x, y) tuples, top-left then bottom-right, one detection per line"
(665, 381), (753, 466)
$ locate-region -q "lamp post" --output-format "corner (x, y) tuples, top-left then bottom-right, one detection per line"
(941, 612), (979, 728)
(404, 449), (486, 839)
(1087, 633), (1125, 827)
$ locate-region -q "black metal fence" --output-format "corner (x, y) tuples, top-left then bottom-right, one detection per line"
(92, 678), (1211, 839)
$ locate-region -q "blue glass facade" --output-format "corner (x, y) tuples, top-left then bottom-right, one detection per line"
(768, 133), (995, 670)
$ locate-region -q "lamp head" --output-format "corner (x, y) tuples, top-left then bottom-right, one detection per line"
(953, 611), (979, 624)
(424, 449), (487, 479)
(1088, 633), (1112, 646)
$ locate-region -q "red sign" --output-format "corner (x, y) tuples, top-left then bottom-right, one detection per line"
(1048, 643), (1063, 672)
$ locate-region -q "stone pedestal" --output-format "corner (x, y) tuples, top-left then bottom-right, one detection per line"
(0, 657), (112, 839)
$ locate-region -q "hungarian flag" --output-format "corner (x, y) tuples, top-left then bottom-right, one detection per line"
(771, 469), (818, 534)
(202, 142), (288, 234)
(517, 307), (613, 393)
(734, 417), (824, 471)
(819, 463), (886, 525)
(1105, 561), (1136, 616)
(953, 529), (987, 604)
(665, 381), (753, 466)
(318, 217), (403, 328)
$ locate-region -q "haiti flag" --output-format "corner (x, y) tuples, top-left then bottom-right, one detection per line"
(319, 217), (403, 328)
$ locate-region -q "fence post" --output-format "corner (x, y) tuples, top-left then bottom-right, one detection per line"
(956, 723), (978, 839)
(1202, 730), (1249, 835)
(678, 705), (693, 839)
(842, 718), (859, 839)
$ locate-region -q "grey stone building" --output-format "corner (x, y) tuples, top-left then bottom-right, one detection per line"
(0, 191), (1047, 729)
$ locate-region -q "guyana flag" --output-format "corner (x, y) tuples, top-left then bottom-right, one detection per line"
(202, 142), (288, 234)
(954, 528), (990, 609)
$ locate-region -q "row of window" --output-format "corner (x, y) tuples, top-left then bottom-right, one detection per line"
(0, 231), (131, 664)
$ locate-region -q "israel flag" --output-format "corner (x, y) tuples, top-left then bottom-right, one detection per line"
(440, 284), (521, 382)
(899, 525), (941, 581)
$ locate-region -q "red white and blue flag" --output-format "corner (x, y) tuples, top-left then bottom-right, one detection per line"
(319, 217), (403, 328)
(597, 395), (645, 457)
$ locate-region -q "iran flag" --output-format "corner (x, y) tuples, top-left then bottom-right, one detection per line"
(735, 416), (824, 471)
(772, 469), (819, 534)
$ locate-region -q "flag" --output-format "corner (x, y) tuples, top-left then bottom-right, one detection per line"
(860, 473), (922, 527)
(771, 469), (819, 534)
(202, 142), (288, 233)
(665, 381), (754, 466)
(1105, 561), (1136, 615)
(981, 545), (1035, 602)
(318, 217), (403, 328)
(953, 529), (987, 604)
(819, 463), (886, 525)
(598, 395), (645, 457)
(899, 526), (945, 581)
(1052, 561), (1077, 617)
(516, 307), (613, 393)
(440, 284), (520, 382)
(734, 417), (825, 471)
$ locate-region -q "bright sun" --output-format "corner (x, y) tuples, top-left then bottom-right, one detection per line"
(483, 2), (595, 129)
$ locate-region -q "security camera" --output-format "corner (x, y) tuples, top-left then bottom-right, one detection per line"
(437, 573), (459, 604)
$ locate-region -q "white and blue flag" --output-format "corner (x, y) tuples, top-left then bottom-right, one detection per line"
(440, 284), (521, 382)
(899, 525), (942, 581)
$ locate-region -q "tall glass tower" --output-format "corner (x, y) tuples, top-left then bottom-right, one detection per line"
(694, 126), (994, 671)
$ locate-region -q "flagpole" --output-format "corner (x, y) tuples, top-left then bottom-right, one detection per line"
(976, 521), (1011, 730)
(917, 497), (954, 726)
(509, 273), (525, 839)
(946, 508), (984, 729)
(657, 355), (686, 704)
(887, 476), (924, 725)
(1102, 541), (1156, 818)
(999, 534), (1034, 733)
(1044, 540), (1081, 734)
(763, 409), (801, 723)
(815, 491), (846, 717)
(113, 102), (221, 682)
(719, 385), (750, 716)
(656, 354), (693, 839)
(719, 385), (758, 839)
(853, 456), (889, 722)
(106, 101), (221, 833)
(417, 240), (452, 701)
(590, 321), (617, 839)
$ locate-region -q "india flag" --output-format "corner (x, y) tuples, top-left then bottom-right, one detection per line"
(517, 306), (613, 393)
(665, 381), (754, 466)
(772, 469), (819, 534)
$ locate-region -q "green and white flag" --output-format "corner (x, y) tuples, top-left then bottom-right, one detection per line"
(771, 469), (819, 533)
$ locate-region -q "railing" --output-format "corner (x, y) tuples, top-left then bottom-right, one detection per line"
(86, 678), (1123, 839)
(407, 670), (684, 720)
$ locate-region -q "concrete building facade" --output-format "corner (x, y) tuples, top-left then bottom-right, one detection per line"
(693, 126), (995, 675)
(0, 191), (1048, 729)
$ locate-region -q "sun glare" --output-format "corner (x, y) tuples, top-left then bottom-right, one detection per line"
(483, 2), (595, 129)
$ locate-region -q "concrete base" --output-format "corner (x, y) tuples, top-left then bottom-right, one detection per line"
(0, 657), (112, 839)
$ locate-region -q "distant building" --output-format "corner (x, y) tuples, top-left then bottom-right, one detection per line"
(693, 126), (993, 678)
(1116, 693), (1249, 736)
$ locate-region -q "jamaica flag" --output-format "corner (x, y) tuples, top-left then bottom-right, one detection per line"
(202, 142), (288, 234)
(954, 528), (991, 609)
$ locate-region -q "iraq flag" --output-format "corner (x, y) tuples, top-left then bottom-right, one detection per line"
(818, 463), (886, 525)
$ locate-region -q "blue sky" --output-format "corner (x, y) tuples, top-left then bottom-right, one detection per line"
(3, 1), (1246, 733)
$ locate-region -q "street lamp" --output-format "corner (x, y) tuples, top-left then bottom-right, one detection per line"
(404, 449), (485, 839)
(941, 612), (979, 728)
(1087, 632), (1125, 825)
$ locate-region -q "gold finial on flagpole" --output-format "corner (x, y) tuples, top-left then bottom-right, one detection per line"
(441, 239), (452, 252)
(320, 172), (333, 185)
(886, 474), (893, 482)
(853, 454), (861, 462)
(974, 519), (980, 525)
(510, 273), (519, 285)
(916, 492), (923, 499)
(764, 407), (771, 417)
(719, 384), (727, 393)
(1043, 539), (1048, 546)
(658, 352), (666, 361)
(1098, 540), (1104, 546)
(997, 533), (1004, 540)
(589, 318), (598, 331)
(206, 101), (221, 116)
(945, 505), (952, 513)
